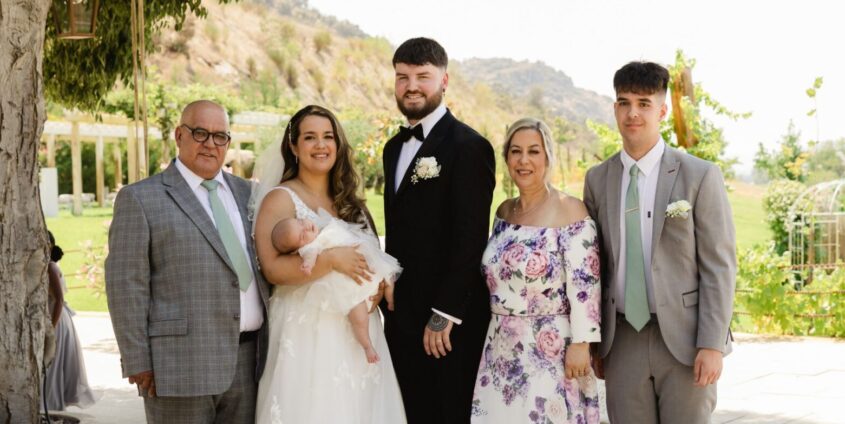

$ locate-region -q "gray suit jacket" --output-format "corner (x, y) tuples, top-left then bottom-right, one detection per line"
(105, 163), (270, 397)
(583, 147), (736, 366)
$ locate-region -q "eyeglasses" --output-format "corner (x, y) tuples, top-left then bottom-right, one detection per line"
(180, 124), (232, 146)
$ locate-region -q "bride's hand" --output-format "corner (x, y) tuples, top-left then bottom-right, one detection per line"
(326, 246), (372, 285)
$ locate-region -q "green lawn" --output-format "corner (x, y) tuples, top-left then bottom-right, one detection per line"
(46, 206), (112, 312)
(49, 180), (769, 312)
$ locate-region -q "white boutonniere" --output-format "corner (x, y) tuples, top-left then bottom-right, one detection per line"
(666, 200), (691, 219)
(411, 156), (441, 184)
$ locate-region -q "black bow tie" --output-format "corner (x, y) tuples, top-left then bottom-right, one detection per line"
(399, 125), (425, 142)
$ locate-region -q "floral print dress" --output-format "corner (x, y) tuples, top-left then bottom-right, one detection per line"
(472, 217), (602, 424)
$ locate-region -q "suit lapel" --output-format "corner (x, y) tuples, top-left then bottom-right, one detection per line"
(651, 148), (681, 265)
(395, 111), (453, 196)
(162, 164), (237, 275)
(606, 154), (623, 274)
(384, 135), (402, 199)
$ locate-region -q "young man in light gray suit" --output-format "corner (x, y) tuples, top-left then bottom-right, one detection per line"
(583, 62), (736, 423)
(106, 100), (270, 423)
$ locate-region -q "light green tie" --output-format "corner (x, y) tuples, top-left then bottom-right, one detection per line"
(624, 165), (650, 331)
(201, 180), (252, 292)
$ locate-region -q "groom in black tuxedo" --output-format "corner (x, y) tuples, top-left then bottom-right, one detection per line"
(381, 37), (495, 423)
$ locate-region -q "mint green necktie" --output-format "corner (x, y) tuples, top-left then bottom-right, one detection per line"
(624, 165), (650, 331)
(201, 180), (252, 292)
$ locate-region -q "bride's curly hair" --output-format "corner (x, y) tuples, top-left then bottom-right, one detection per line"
(280, 105), (373, 228)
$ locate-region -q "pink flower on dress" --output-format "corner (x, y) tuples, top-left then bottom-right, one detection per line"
(485, 269), (498, 293)
(584, 250), (600, 278)
(536, 327), (563, 360)
(587, 300), (601, 326)
(525, 251), (549, 279)
(502, 243), (527, 270)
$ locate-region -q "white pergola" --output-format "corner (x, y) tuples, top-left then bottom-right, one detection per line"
(41, 111), (287, 215)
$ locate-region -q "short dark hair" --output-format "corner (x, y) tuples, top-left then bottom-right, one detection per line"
(392, 37), (448, 68)
(613, 61), (670, 95)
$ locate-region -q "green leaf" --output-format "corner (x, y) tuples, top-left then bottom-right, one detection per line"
(807, 109), (816, 117)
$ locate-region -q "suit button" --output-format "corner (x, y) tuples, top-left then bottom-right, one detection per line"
(232, 280), (239, 288)
(234, 313), (240, 321)
(611, 298), (615, 304)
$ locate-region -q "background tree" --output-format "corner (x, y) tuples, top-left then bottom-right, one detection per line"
(1, 2), (237, 421)
(753, 122), (809, 183)
(0, 2), (52, 421)
(102, 71), (246, 173)
(660, 50), (749, 178)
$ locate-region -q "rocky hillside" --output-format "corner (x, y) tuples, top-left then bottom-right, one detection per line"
(457, 58), (614, 124)
(147, 0), (609, 145)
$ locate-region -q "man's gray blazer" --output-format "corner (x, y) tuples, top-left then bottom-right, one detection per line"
(105, 163), (271, 396)
(583, 146), (736, 366)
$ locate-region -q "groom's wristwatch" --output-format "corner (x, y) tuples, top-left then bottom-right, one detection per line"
(427, 313), (449, 331)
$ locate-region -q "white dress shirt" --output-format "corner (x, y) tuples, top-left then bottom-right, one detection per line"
(394, 103), (461, 325)
(394, 103), (448, 192)
(175, 159), (263, 332)
(616, 140), (665, 314)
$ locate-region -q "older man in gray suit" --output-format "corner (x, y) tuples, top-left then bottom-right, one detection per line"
(106, 100), (270, 423)
(583, 62), (736, 423)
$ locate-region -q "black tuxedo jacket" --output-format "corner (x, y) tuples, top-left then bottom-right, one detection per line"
(382, 110), (495, 332)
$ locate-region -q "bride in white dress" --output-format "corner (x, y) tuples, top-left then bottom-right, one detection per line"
(251, 105), (406, 424)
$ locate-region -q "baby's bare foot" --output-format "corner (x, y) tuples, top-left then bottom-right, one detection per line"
(364, 347), (380, 364)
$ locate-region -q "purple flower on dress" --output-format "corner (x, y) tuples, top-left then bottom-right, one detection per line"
(480, 375), (490, 387)
(577, 291), (589, 303)
(534, 396), (546, 411)
(500, 316), (523, 339)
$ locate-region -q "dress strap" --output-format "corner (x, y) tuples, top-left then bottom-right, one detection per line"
(271, 186), (318, 221)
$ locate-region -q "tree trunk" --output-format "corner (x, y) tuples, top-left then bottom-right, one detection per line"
(0, 1), (52, 423)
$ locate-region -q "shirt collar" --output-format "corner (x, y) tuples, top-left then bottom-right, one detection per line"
(620, 139), (665, 177)
(174, 158), (228, 192)
(407, 102), (447, 140)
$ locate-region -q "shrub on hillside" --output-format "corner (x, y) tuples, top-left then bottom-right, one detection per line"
(314, 30), (332, 54)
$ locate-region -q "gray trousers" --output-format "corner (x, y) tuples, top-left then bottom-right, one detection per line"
(143, 339), (257, 424)
(605, 316), (716, 424)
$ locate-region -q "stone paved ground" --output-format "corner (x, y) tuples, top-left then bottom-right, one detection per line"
(58, 313), (845, 423)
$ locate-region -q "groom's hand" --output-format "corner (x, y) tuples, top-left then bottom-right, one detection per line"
(128, 370), (156, 397)
(694, 348), (723, 387)
(423, 313), (453, 358)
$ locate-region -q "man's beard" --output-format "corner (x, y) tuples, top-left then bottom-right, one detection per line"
(396, 88), (444, 121)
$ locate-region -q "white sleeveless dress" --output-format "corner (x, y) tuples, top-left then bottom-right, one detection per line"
(255, 187), (407, 424)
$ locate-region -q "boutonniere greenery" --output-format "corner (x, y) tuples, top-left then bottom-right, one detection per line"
(666, 200), (691, 219)
(411, 157), (441, 184)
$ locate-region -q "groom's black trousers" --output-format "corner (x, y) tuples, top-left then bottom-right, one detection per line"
(383, 299), (489, 424)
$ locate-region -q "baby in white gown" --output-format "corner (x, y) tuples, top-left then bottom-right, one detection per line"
(272, 212), (401, 363)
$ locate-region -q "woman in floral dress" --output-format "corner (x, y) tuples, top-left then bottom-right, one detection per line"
(472, 118), (602, 423)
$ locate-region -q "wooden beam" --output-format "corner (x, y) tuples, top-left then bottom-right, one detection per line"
(113, 143), (123, 190)
(137, 123), (148, 180)
(127, 123), (138, 184)
(671, 66), (697, 148)
(46, 134), (56, 168)
(71, 121), (83, 216)
(96, 136), (105, 207)
(232, 138), (243, 177)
